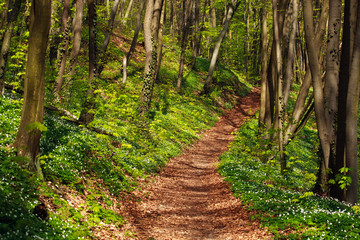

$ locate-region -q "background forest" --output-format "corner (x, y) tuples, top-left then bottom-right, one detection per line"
(0, 0), (360, 239)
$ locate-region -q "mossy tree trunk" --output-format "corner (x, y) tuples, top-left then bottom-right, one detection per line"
(14, 0), (51, 176)
(138, 0), (156, 116)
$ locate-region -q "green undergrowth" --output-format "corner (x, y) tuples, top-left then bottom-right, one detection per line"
(218, 118), (360, 239)
(0, 36), (251, 238)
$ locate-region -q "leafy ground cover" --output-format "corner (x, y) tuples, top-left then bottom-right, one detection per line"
(218, 118), (360, 239)
(0, 34), (251, 239)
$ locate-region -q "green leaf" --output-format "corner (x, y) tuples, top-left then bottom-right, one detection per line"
(25, 121), (48, 132)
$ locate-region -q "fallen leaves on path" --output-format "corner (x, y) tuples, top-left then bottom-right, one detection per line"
(123, 88), (272, 239)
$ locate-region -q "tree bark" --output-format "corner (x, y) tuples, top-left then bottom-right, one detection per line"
(259, 0), (269, 129)
(273, 0), (285, 171)
(333, 0), (359, 203)
(123, 0), (145, 84)
(344, 1), (360, 203)
(202, 0), (239, 95)
(123, 0), (134, 24)
(283, 0), (298, 109)
(155, 0), (166, 80)
(176, 0), (192, 92)
(138, 0), (156, 115)
(55, 0), (71, 95)
(68, 0), (84, 78)
(303, 0), (330, 192)
(190, 0), (200, 70)
(97, 0), (121, 76)
(14, 0), (51, 175)
(0, 0), (21, 95)
(79, 0), (97, 124)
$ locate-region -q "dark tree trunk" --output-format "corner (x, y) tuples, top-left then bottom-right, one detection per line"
(79, 0), (97, 124)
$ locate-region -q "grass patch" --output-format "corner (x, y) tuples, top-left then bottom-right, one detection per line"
(218, 118), (360, 239)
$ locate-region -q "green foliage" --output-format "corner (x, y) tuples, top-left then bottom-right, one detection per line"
(218, 118), (360, 239)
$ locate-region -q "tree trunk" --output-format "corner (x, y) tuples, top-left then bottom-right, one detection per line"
(123, 0), (145, 84)
(333, 0), (359, 203)
(303, 0), (330, 192)
(55, 0), (71, 95)
(0, 0), (21, 95)
(203, 0), (239, 95)
(259, 0), (269, 129)
(138, 0), (156, 116)
(14, 0), (51, 176)
(283, 0), (298, 109)
(68, 0), (84, 78)
(123, 0), (134, 24)
(344, 1), (360, 203)
(155, 0), (166, 80)
(190, 0), (200, 70)
(79, 0), (97, 124)
(176, 0), (191, 92)
(97, 0), (121, 76)
(325, 0), (341, 197)
(273, 0), (285, 171)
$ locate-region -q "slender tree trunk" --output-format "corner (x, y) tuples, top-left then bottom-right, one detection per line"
(273, 0), (285, 171)
(68, 0), (84, 78)
(123, 0), (134, 24)
(138, 0), (156, 115)
(259, 0), (269, 129)
(55, 0), (71, 95)
(14, 0), (51, 176)
(97, 0), (121, 76)
(303, 0), (330, 192)
(0, 0), (21, 95)
(170, 0), (175, 36)
(123, 0), (145, 84)
(155, 0), (166, 80)
(283, 0), (298, 109)
(203, 0), (239, 95)
(79, 0), (97, 124)
(176, 0), (191, 92)
(284, 0), (328, 146)
(207, 0), (216, 59)
(190, 0), (200, 70)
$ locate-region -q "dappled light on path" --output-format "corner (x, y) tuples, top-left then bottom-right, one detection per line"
(125, 88), (271, 239)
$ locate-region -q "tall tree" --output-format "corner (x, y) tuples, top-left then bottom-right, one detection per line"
(176, 0), (192, 92)
(0, 0), (21, 95)
(190, 0), (200, 70)
(202, 0), (240, 95)
(97, 0), (121, 76)
(14, 0), (51, 175)
(343, 1), (360, 203)
(55, 0), (71, 95)
(68, 0), (84, 78)
(138, 0), (156, 115)
(259, 0), (270, 130)
(333, 0), (359, 203)
(123, 0), (145, 84)
(303, 0), (330, 190)
(79, 0), (97, 124)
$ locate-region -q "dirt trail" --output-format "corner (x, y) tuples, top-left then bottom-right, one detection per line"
(125, 88), (272, 239)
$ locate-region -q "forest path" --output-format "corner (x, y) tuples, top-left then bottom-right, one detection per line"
(124, 88), (272, 239)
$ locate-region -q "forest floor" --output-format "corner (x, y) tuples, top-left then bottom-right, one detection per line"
(120, 88), (273, 239)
